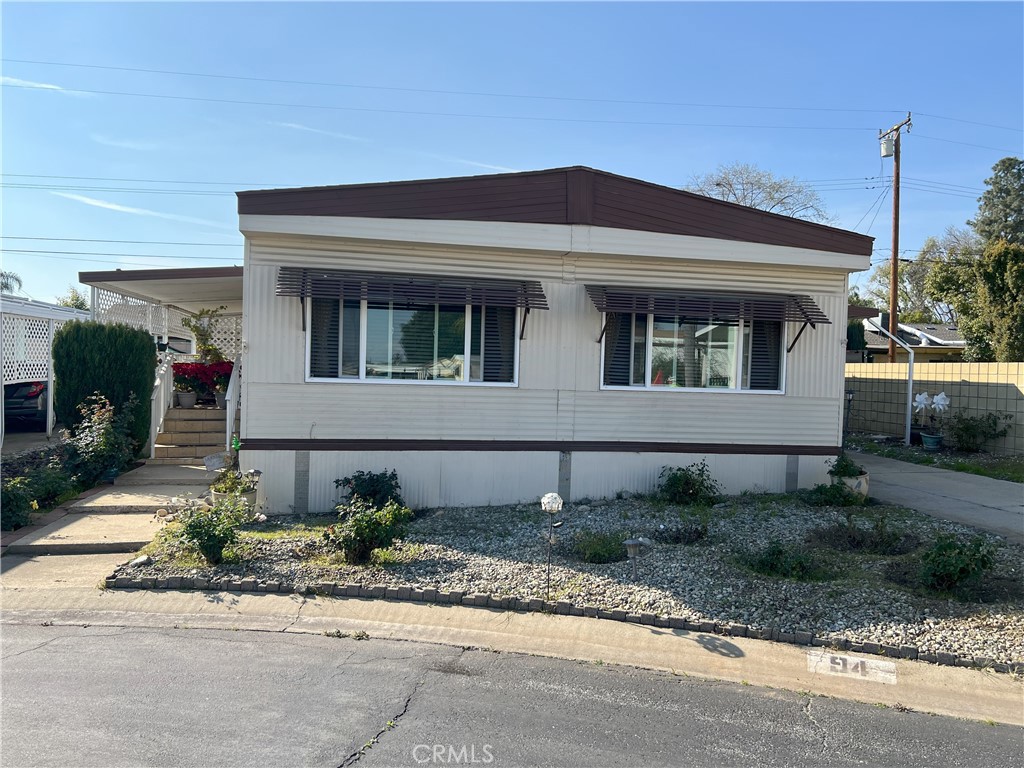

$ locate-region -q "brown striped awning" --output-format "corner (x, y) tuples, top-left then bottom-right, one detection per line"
(585, 285), (830, 325)
(276, 267), (548, 310)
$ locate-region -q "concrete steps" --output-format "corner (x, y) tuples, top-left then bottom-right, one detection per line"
(2, 463), (217, 557)
(3, 512), (166, 555)
(66, 485), (200, 515)
(115, 464), (217, 488)
(154, 405), (234, 460)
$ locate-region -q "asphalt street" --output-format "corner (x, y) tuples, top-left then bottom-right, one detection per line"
(1, 623), (1021, 768)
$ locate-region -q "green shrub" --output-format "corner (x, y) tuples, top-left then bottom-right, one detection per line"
(52, 321), (155, 449)
(176, 496), (251, 564)
(210, 469), (260, 496)
(1, 478), (33, 531)
(567, 529), (628, 563)
(945, 412), (1012, 452)
(919, 534), (995, 592)
(323, 498), (414, 564)
(802, 483), (865, 508)
(741, 541), (832, 581)
(61, 394), (137, 486)
(658, 461), (721, 506)
(24, 466), (75, 509)
(334, 469), (404, 509)
(808, 511), (918, 555)
(828, 454), (865, 478)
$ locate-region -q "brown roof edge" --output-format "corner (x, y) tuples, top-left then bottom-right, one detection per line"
(237, 165), (871, 241)
(236, 166), (873, 256)
(79, 266), (243, 283)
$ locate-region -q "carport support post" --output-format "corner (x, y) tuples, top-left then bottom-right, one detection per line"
(46, 318), (55, 437)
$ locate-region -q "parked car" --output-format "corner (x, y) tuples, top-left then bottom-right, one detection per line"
(3, 381), (47, 427)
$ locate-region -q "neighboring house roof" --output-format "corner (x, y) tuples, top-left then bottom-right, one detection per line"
(237, 166), (873, 257)
(861, 318), (965, 350)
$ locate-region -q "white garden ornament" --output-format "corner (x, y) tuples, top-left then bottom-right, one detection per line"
(913, 391), (932, 413)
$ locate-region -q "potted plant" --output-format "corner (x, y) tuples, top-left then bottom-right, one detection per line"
(828, 453), (869, 498)
(172, 365), (203, 408)
(209, 468), (261, 507)
(913, 391), (950, 452)
(209, 361), (234, 409)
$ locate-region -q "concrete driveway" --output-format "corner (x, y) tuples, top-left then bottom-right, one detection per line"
(856, 453), (1024, 544)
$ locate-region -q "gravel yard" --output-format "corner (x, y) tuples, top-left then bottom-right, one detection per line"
(117, 493), (1024, 666)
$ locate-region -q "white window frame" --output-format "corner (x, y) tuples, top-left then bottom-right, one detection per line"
(305, 298), (520, 388)
(599, 312), (788, 395)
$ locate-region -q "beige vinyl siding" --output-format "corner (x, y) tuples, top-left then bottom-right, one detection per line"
(243, 234), (847, 447)
(571, 453), (790, 498)
(309, 451), (559, 511)
(239, 450), (295, 514)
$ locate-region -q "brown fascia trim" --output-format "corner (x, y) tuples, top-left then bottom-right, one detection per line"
(241, 439), (840, 456)
(235, 166), (874, 256)
(79, 266), (243, 283)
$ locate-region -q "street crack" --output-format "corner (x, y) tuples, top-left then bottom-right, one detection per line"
(802, 697), (828, 756)
(338, 677), (424, 767)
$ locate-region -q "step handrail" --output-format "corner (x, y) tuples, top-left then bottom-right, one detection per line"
(225, 354), (242, 451)
(149, 356), (175, 459)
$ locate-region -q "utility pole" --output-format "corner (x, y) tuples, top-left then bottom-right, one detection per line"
(879, 112), (912, 362)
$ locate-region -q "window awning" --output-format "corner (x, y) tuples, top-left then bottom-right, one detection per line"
(277, 267), (549, 310)
(584, 285), (831, 326)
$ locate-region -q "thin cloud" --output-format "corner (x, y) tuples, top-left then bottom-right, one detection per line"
(417, 152), (519, 173)
(90, 134), (161, 151)
(51, 192), (234, 230)
(1, 76), (65, 90)
(1, 75), (90, 97)
(271, 121), (369, 142)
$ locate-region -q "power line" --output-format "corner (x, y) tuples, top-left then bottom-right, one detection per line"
(914, 112), (1023, 133)
(3, 248), (238, 260)
(2, 236), (240, 246)
(3, 183), (231, 196)
(1, 173), (288, 187)
(1, 82), (880, 131)
(2, 252), (239, 268)
(909, 134), (1021, 153)
(865, 187), (891, 234)
(2, 57), (911, 116)
(852, 186), (890, 230)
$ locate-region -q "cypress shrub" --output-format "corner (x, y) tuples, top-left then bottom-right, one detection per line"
(52, 321), (156, 450)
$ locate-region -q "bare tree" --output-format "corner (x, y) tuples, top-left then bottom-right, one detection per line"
(686, 162), (834, 224)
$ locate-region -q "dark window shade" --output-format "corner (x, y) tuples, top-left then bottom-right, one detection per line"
(748, 321), (782, 390)
(483, 306), (516, 382)
(278, 267), (548, 310)
(603, 312), (632, 386)
(586, 285), (830, 326)
(341, 301), (360, 376)
(310, 297), (340, 377)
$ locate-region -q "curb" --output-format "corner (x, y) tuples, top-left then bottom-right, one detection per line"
(103, 573), (1023, 676)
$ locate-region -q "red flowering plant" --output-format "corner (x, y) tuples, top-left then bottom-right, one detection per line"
(208, 361), (234, 393)
(173, 362), (214, 396)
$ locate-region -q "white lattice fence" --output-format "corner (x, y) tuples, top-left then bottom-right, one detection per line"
(94, 288), (151, 330)
(167, 307), (192, 341)
(2, 314), (54, 384)
(210, 314), (242, 360)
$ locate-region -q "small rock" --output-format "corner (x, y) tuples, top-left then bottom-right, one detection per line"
(576, 505), (591, 514)
(156, 508), (169, 518)
(129, 555), (152, 567)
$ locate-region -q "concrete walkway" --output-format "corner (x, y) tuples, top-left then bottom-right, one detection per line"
(856, 453), (1024, 544)
(1, 463), (213, 556)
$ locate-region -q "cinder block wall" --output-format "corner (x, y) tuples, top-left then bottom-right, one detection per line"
(844, 363), (1024, 456)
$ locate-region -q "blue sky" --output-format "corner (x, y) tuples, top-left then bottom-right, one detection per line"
(2, 2), (1022, 303)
